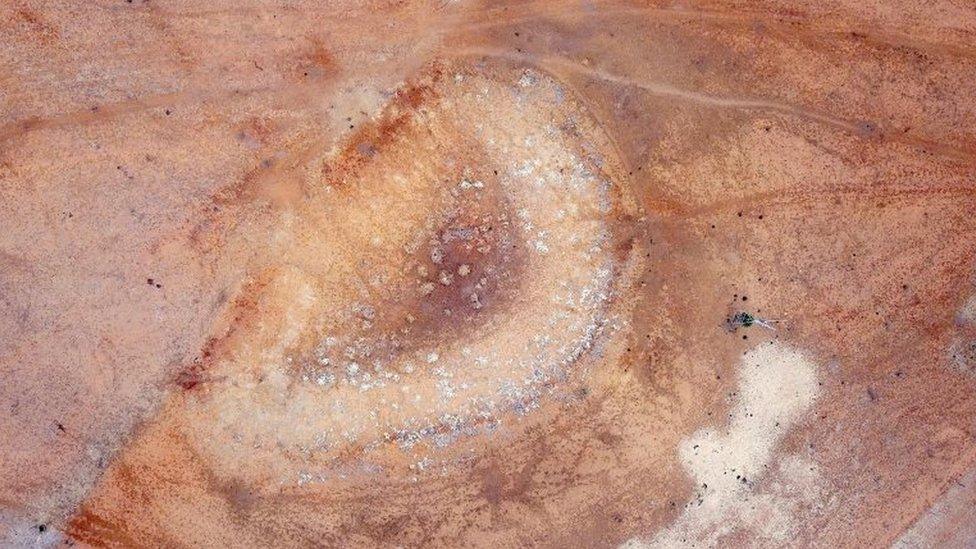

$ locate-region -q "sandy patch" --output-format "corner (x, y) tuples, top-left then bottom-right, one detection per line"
(624, 342), (824, 547)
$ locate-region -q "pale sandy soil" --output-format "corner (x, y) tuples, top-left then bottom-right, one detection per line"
(1, 1), (976, 547)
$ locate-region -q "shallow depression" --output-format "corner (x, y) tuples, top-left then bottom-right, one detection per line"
(175, 60), (640, 489)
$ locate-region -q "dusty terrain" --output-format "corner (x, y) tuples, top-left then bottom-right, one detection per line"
(2, 0), (976, 547)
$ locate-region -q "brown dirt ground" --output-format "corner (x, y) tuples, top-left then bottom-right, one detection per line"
(1, 0), (975, 547)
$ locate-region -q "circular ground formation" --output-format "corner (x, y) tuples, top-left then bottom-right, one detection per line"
(184, 59), (640, 485)
(65, 59), (646, 546)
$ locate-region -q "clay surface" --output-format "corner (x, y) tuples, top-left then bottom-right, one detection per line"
(2, 0), (976, 547)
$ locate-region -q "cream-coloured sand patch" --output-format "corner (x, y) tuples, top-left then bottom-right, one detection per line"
(623, 342), (823, 547)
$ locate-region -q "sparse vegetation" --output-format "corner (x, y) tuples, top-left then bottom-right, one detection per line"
(727, 312), (779, 331)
